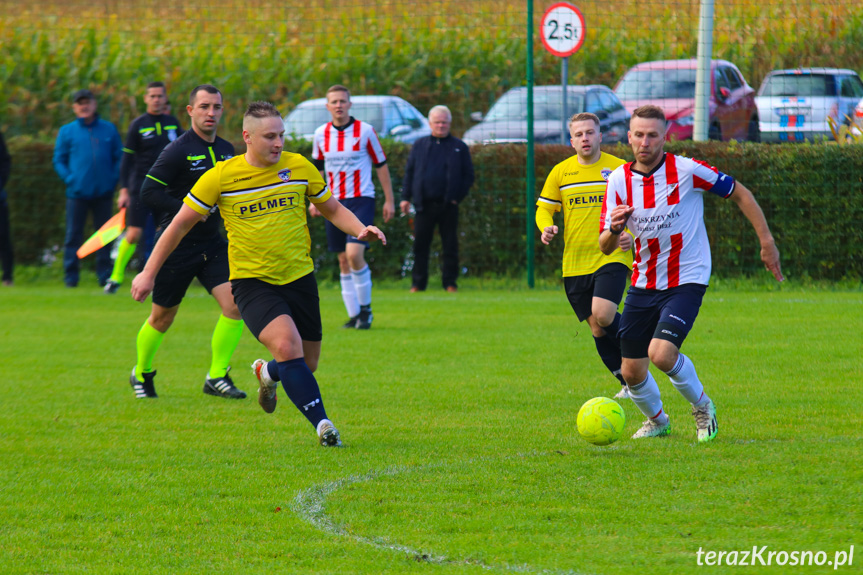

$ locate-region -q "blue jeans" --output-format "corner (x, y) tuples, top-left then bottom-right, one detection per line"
(64, 195), (114, 286)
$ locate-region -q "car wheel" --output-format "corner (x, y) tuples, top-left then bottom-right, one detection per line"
(748, 116), (760, 142)
(708, 123), (722, 141)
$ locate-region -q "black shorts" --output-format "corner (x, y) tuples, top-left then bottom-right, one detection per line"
(325, 197), (375, 252)
(152, 236), (230, 308)
(564, 263), (629, 322)
(231, 273), (322, 342)
(619, 283), (708, 358)
(126, 191), (152, 229)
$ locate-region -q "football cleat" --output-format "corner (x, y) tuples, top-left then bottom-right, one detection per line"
(252, 359), (278, 414)
(342, 315), (359, 329)
(692, 399), (718, 443)
(130, 367), (158, 398)
(317, 420), (342, 447)
(614, 385), (631, 400)
(103, 280), (121, 294)
(632, 416), (671, 439)
(356, 305), (373, 330)
(203, 367), (247, 399)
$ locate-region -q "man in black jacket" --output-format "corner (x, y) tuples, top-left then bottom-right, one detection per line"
(400, 105), (474, 293)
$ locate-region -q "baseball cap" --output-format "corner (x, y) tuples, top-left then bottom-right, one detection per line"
(72, 89), (95, 103)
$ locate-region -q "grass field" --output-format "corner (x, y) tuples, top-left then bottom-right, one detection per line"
(0, 281), (861, 574)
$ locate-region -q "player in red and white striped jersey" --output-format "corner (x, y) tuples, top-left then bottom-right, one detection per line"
(600, 105), (783, 443)
(310, 85), (395, 330)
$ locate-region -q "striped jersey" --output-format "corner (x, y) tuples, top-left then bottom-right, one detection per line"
(184, 152), (331, 285)
(601, 153), (735, 290)
(537, 152), (631, 276)
(311, 117), (386, 200)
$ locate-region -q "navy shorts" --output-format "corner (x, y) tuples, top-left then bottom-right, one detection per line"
(564, 263), (629, 322)
(126, 191), (152, 229)
(325, 197), (375, 252)
(152, 236), (230, 308)
(619, 283), (707, 358)
(231, 273), (322, 342)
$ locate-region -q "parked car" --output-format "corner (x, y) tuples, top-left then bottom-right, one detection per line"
(282, 95), (431, 143)
(754, 68), (863, 142)
(462, 85), (630, 145)
(614, 59), (759, 141)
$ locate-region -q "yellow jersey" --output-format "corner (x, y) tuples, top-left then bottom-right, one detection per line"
(184, 152), (331, 285)
(537, 152), (632, 276)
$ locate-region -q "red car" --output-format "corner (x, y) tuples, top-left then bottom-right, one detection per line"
(614, 59), (760, 141)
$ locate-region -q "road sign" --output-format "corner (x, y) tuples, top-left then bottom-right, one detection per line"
(540, 2), (586, 58)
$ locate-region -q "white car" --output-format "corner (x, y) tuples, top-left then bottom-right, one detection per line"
(283, 95), (430, 144)
(755, 68), (863, 142)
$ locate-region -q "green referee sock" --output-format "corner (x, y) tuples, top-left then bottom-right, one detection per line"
(109, 237), (137, 284)
(209, 315), (244, 379)
(135, 320), (166, 382)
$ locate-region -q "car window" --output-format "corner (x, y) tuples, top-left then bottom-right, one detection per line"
(615, 68), (696, 99)
(283, 105), (331, 137)
(759, 74), (836, 97)
(396, 100), (423, 129)
(840, 76), (863, 98)
(599, 90), (622, 113)
(484, 90), (584, 122)
(585, 92), (602, 114)
(714, 67), (731, 93)
(724, 67), (744, 90)
(351, 102), (385, 133)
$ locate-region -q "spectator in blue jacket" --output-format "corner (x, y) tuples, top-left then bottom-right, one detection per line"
(53, 89), (123, 287)
(400, 105), (474, 293)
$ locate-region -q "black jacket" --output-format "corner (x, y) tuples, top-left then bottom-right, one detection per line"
(402, 134), (474, 210)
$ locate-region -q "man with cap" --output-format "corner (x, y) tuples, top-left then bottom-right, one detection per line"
(53, 89), (123, 287)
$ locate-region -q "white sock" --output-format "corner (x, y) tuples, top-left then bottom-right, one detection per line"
(628, 371), (667, 423)
(340, 273), (360, 318)
(666, 353), (709, 406)
(352, 265), (372, 307)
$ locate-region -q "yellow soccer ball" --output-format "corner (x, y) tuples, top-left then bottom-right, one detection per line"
(577, 397), (626, 446)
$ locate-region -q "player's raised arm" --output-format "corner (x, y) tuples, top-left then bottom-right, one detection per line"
(728, 181), (783, 282)
(130, 204), (201, 301)
(315, 195), (386, 245)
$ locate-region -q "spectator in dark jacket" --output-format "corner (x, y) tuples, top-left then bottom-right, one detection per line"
(400, 105), (474, 292)
(0, 130), (12, 286)
(53, 89), (123, 287)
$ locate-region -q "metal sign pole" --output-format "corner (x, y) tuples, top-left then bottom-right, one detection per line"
(562, 56), (569, 144)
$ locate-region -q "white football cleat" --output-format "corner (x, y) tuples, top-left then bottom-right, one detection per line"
(692, 399), (718, 443)
(632, 416), (671, 439)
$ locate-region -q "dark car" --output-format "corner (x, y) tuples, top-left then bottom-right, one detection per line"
(462, 85), (630, 145)
(614, 58), (759, 141)
(283, 95), (430, 144)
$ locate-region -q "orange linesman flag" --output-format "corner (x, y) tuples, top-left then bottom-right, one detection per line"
(76, 208), (126, 259)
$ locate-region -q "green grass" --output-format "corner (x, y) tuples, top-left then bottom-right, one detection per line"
(0, 281), (861, 574)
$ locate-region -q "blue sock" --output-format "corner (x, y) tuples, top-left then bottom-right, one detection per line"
(267, 359), (281, 381)
(276, 358), (328, 427)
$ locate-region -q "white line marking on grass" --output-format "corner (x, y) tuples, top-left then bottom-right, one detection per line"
(291, 462), (597, 575)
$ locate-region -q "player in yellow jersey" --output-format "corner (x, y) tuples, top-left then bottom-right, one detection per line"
(132, 102), (386, 447)
(536, 112), (634, 398)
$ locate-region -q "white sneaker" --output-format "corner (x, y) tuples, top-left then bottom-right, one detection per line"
(632, 416), (671, 439)
(251, 359), (277, 414)
(317, 419), (342, 447)
(692, 399), (718, 443)
(614, 386), (630, 400)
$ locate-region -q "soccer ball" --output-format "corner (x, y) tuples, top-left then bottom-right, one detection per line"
(577, 397), (626, 446)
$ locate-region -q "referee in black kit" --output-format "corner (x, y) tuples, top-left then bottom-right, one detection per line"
(127, 84), (246, 401)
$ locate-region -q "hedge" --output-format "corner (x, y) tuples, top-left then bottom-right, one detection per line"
(5, 138), (863, 282)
